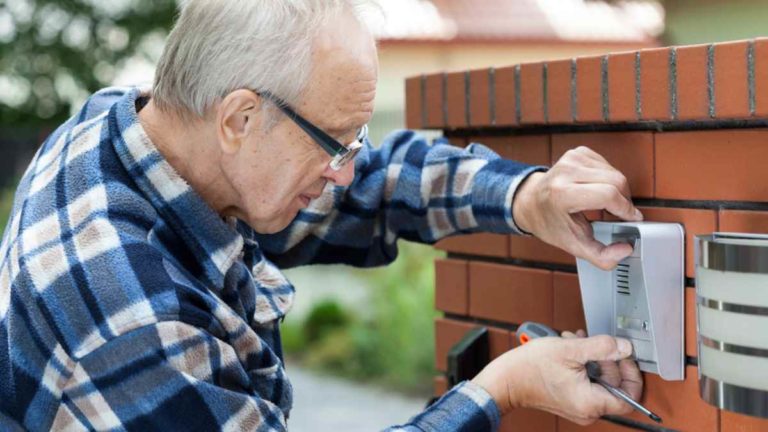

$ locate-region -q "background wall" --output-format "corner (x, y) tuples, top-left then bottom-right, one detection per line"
(664, 0), (768, 46)
(407, 38), (768, 432)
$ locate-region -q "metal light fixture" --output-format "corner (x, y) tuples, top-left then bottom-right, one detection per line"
(696, 233), (768, 419)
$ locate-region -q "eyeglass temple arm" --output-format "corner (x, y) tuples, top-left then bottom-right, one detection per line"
(261, 93), (347, 156)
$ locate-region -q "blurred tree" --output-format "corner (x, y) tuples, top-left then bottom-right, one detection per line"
(0, 0), (177, 128)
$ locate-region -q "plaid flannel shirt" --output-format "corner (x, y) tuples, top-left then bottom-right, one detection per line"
(0, 87), (543, 431)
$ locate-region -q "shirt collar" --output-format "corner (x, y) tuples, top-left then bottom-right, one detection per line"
(108, 86), (243, 288)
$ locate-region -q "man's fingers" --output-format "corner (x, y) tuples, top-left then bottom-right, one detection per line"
(562, 184), (642, 222)
(574, 235), (634, 270)
(595, 383), (634, 415)
(562, 146), (613, 169)
(596, 359), (644, 415)
(567, 167), (632, 200)
(567, 335), (633, 364)
(593, 359), (619, 383)
(618, 358), (644, 401)
(549, 214), (630, 269)
(561, 329), (588, 339)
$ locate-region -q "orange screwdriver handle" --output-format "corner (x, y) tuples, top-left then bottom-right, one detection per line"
(517, 321), (559, 345)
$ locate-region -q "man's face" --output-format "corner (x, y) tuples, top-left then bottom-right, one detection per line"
(221, 12), (378, 234)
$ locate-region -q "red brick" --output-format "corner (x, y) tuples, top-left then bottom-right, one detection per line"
(558, 418), (630, 432)
(509, 211), (600, 266)
(433, 375), (449, 396)
(434, 318), (511, 371)
(551, 132), (654, 198)
(639, 47), (672, 120)
(607, 51), (638, 122)
(553, 272), (587, 333)
(474, 136), (554, 259)
(606, 207), (717, 278)
(447, 136), (468, 148)
(675, 44), (710, 120)
(435, 319), (476, 372)
(469, 69), (492, 127)
(755, 38), (768, 117)
(494, 66), (518, 126)
(446, 71), (467, 129)
(627, 366), (718, 432)
(424, 73), (445, 128)
(435, 259), (469, 315)
(714, 40), (751, 119)
(685, 287), (697, 358)
(435, 233), (509, 258)
(520, 62), (545, 125)
(500, 408), (556, 432)
(405, 76), (423, 129)
(472, 134), (576, 265)
(469, 262), (553, 325)
(583, 210), (603, 221)
(511, 330), (522, 348)
(720, 209), (768, 233)
(435, 319), (475, 371)
(489, 327), (513, 360)
(576, 55), (605, 123)
(509, 237), (576, 266)
(546, 59), (573, 124)
(475, 135), (550, 165)
(721, 410), (768, 432)
(656, 129), (768, 202)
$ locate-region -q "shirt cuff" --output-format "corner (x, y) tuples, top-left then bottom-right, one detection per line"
(470, 159), (548, 235)
(409, 381), (501, 432)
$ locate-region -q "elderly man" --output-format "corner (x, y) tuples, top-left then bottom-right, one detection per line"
(0, 1), (645, 431)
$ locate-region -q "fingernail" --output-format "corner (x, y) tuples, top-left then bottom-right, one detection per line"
(617, 339), (633, 357)
(634, 209), (644, 221)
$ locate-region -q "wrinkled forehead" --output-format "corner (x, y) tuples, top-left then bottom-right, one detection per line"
(297, 11), (378, 133)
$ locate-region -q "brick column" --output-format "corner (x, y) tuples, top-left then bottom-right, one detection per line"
(410, 38), (768, 432)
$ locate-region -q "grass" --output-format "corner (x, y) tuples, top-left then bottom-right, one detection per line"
(282, 241), (443, 395)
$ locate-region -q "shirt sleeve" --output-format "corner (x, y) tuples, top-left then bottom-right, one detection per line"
(256, 130), (547, 268)
(51, 321), (289, 432)
(50, 321), (500, 432)
(385, 381), (501, 432)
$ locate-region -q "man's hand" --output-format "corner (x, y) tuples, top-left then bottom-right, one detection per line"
(472, 332), (643, 425)
(513, 146), (643, 270)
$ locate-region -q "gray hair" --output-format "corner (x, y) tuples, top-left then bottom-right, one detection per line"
(153, 0), (376, 121)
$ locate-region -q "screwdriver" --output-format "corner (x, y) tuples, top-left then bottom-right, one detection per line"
(517, 321), (663, 424)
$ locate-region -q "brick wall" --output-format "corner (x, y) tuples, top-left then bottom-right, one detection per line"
(408, 39), (768, 432)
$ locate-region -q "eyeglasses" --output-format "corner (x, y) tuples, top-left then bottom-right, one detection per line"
(258, 91), (366, 171)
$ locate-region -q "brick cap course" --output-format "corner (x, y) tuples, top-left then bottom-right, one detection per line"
(406, 38), (768, 130)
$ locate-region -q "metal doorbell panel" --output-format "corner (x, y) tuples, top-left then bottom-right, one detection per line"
(577, 222), (685, 381)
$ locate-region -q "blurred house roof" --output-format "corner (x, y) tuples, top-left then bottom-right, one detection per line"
(371, 0), (664, 45)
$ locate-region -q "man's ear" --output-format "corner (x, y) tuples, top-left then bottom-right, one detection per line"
(217, 89), (262, 155)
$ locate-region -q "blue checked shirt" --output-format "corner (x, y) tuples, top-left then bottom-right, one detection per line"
(0, 87), (543, 431)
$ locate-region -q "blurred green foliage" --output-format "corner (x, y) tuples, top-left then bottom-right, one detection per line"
(0, 185), (15, 237)
(0, 0), (177, 128)
(303, 300), (352, 344)
(282, 242), (442, 394)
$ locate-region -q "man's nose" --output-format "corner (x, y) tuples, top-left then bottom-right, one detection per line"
(323, 160), (355, 187)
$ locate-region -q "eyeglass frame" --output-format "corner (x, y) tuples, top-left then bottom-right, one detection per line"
(256, 91), (366, 171)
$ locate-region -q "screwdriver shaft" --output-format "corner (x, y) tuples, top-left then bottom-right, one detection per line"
(591, 374), (662, 423)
